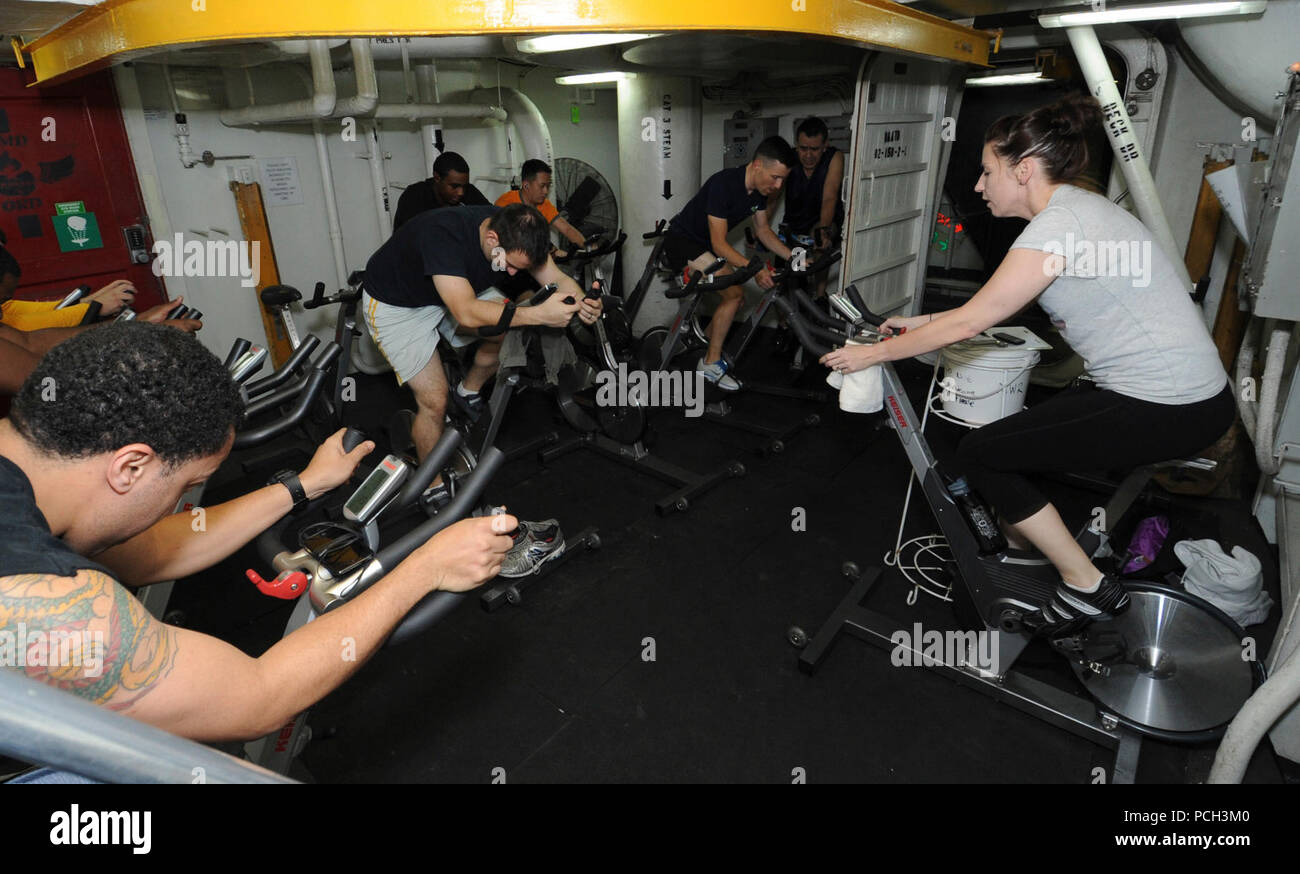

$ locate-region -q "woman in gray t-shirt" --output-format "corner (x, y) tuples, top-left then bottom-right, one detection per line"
(820, 92), (1234, 633)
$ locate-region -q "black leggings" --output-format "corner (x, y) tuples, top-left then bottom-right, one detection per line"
(955, 381), (1236, 524)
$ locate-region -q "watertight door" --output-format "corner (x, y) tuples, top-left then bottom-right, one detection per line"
(841, 53), (964, 317)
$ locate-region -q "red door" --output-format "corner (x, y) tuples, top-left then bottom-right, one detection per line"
(0, 66), (166, 309)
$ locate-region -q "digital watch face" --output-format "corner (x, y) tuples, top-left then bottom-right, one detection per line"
(301, 525), (372, 578)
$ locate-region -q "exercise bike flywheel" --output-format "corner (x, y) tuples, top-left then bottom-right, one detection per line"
(1059, 582), (1262, 740)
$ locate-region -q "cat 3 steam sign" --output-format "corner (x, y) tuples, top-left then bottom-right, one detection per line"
(52, 200), (102, 252)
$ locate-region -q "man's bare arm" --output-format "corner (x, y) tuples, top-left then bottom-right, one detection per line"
(96, 429), (371, 586)
(2, 515), (508, 741)
(0, 336), (41, 394)
(754, 205), (793, 261)
(819, 151), (845, 236)
(0, 321), (88, 356)
(707, 216), (750, 268)
(551, 216), (586, 248)
(93, 484), (300, 586)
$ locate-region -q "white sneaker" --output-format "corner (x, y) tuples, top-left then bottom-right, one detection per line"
(698, 357), (741, 391)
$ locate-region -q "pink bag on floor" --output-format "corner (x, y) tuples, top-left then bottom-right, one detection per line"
(1121, 515), (1170, 575)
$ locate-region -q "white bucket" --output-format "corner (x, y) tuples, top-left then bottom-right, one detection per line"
(940, 342), (1041, 426)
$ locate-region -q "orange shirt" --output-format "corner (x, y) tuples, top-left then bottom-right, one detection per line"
(494, 189), (559, 223)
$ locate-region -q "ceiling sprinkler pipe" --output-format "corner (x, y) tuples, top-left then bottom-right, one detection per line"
(220, 39), (336, 126)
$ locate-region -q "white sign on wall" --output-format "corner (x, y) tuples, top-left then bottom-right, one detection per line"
(261, 156), (303, 206)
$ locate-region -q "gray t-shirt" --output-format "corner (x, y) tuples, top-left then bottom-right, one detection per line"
(1010, 184), (1226, 404)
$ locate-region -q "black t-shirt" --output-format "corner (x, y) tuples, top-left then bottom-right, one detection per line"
(365, 205), (503, 309)
(668, 166), (767, 246)
(391, 179), (491, 232)
(0, 455), (116, 582)
(783, 146), (843, 235)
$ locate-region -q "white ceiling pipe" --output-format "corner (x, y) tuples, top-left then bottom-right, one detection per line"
(372, 104), (507, 123)
(1065, 25), (1192, 290)
(271, 39), (348, 55)
(366, 122), (393, 239)
(222, 45), (498, 130)
(313, 119), (351, 295)
(365, 37), (501, 61)
(330, 38), (379, 118)
(416, 63), (442, 178)
(219, 39), (336, 126)
(470, 87), (553, 168)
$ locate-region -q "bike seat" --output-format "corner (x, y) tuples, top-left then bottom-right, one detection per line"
(260, 285), (301, 306)
(347, 270), (366, 288)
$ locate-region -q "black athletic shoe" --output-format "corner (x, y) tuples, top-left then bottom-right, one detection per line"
(419, 482), (452, 514)
(450, 388), (486, 424)
(1031, 575), (1131, 636)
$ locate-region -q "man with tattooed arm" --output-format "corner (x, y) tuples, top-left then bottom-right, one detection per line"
(0, 323), (513, 782)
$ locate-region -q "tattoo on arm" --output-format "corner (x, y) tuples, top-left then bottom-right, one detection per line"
(0, 570), (177, 709)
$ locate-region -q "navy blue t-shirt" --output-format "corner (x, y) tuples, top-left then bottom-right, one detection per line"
(0, 455), (116, 582)
(668, 166), (767, 246)
(364, 205), (502, 309)
(783, 146), (843, 235)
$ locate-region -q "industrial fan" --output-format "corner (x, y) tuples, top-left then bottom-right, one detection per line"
(551, 157), (620, 240)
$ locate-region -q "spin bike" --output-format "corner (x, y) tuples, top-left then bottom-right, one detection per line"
(244, 427), (507, 774)
(777, 289), (1262, 783)
(542, 234), (748, 515)
(384, 281), (603, 606)
(637, 247), (842, 456)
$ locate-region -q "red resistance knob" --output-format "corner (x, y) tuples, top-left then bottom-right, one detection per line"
(246, 568), (309, 600)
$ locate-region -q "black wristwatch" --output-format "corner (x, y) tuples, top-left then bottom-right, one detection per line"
(268, 470), (308, 511)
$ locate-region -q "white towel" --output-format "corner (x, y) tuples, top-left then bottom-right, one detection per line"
(825, 361), (883, 414)
(1174, 538), (1273, 628)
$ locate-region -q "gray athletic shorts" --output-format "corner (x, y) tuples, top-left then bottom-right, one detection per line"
(361, 288), (506, 385)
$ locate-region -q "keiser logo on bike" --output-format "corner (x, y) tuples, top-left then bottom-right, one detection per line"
(887, 394), (909, 430)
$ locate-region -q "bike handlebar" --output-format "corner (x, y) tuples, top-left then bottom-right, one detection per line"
(771, 248), (842, 285)
(665, 257), (762, 300)
(642, 219), (669, 240)
(382, 447), (507, 647)
(553, 231), (627, 265)
(235, 342), (341, 446)
(243, 335), (322, 399)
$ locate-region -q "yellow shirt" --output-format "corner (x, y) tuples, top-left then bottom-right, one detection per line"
(1, 298), (92, 330)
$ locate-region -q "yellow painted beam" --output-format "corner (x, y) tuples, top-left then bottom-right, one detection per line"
(23, 0), (991, 85)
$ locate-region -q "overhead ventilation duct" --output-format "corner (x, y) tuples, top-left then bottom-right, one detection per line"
(218, 39), (336, 126)
(470, 86), (553, 168)
(1177, 0), (1299, 124)
(221, 41), (503, 129)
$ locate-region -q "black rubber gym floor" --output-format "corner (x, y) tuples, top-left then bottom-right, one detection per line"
(176, 337), (1287, 784)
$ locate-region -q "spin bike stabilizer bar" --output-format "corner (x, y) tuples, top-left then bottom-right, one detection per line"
(234, 342), (342, 448)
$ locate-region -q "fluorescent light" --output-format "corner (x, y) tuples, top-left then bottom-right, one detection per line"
(1038, 0), (1267, 27)
(554, 72), (637, 85)
(517, 33), (656, 53)
(965, 72), (1047, 87)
